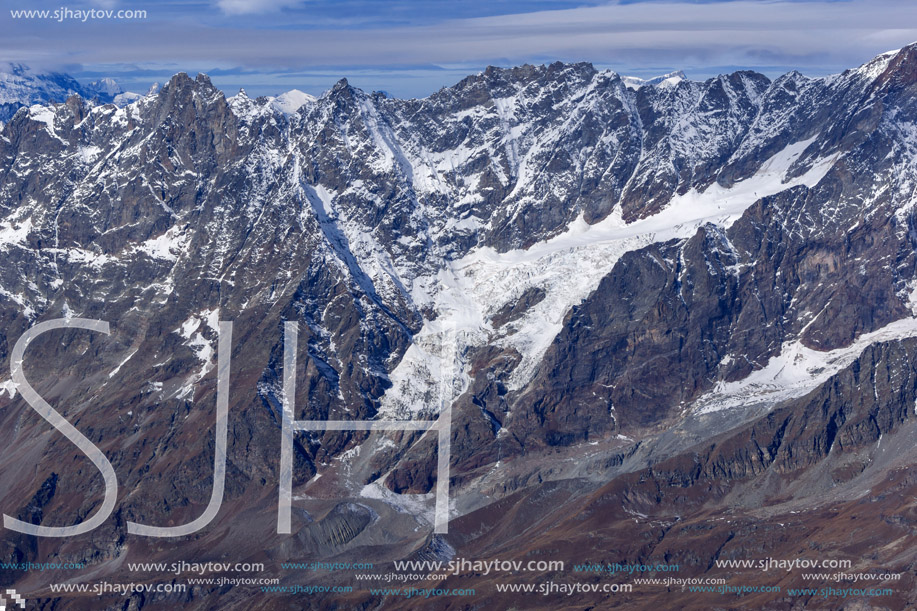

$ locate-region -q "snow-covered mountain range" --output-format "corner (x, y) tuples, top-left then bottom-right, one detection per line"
(1, 45), (916, 608)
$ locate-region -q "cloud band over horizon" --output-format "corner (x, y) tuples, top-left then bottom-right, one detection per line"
(1, 0), (915, 98)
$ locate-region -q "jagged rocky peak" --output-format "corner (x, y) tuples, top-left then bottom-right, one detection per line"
(330, 76), (352, 92)
(147, 72), (237, 150)
(325, 77), (361, 102)
(157, 71), (221, 99)
(846, 42), (914, 83)
(870, 42), (917, 92)
(439, 60), (599, 105)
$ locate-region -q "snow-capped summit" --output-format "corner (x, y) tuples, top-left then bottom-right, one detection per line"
(270, 89), (317, 116)
(622, 69), (688, 90)
(649, 69), (687, 87)
(229, 88), (317, 119)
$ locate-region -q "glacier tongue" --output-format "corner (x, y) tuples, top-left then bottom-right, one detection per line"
(694, 316), (917, 415)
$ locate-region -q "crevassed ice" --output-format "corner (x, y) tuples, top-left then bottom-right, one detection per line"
(379, 137), (834, 419)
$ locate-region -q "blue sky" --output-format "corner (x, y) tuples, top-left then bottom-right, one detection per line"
(2, 0), (916, 98)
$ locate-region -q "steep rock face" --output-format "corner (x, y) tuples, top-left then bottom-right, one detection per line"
(513, 229), (740, 444)
(498, 168), (913, 450)
(448, 48), (917, 458)
(623, 70), (772, 219)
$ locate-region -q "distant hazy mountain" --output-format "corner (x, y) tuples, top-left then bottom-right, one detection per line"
(0, 64), (139, 121)
(85, 76), (123, 98)
(622, 69), (687, 89)
(0, 63), (86, 121)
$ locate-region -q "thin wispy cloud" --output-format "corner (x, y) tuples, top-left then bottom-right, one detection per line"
(215, 0), (307, 15)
